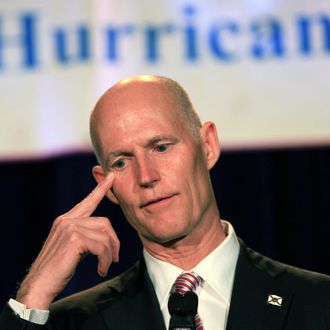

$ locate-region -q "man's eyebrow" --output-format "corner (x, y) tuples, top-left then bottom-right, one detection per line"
(105, 135), (179, 163)
(105, 150), (132, 164)
(144, 135), (179, 148)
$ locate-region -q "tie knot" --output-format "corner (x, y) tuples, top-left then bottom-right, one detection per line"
(174, 271), (203, 295)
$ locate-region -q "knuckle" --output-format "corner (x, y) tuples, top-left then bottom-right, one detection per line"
(97, 217), (110, 225)
(66, 225), (82, 243)
(115, 239), (121, 248)
(68, 231), (81, 245)
(54, 216), (70, 229)
(53, 216), (63, 227)
(66, 222), (78, 234)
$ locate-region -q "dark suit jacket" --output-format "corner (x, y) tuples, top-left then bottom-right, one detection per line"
(1, 241), (329, 329)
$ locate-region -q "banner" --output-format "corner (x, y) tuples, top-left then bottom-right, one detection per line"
(1, 0), (330, 159)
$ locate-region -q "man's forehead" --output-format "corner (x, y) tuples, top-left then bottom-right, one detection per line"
(95, 88), (182, 134)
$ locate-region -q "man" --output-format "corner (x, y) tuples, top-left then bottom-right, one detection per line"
(0, 75), (329, 329)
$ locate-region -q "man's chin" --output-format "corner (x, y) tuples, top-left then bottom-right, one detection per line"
(141, 232), (187, 247)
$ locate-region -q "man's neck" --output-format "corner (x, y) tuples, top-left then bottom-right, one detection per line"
(142, 216), (226, 270)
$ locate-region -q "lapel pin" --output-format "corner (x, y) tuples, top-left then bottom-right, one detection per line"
(267, 294), (283, 307)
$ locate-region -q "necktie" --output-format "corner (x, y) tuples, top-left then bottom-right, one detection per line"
(172, 272), (204, 330)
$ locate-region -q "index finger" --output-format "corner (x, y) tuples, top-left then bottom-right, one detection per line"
(65, 171), (115, 218)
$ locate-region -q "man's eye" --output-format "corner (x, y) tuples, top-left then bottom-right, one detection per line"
(155, 144), (169, 153)
(112, 159), (126, 169)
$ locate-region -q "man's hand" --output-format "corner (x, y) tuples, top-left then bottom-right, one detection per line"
(16, 172), (120, 310)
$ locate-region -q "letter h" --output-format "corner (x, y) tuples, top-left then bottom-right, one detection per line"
(0, 13), (38, 70)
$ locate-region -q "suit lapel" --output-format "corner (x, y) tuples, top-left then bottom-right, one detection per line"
(226, 242), (294, 330)
(87, 260), (166, 330)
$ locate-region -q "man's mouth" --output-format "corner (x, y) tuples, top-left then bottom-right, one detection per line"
(140, 194), (177, 209)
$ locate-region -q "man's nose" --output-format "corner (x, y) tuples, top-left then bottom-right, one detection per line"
(136, 155), (160, 188)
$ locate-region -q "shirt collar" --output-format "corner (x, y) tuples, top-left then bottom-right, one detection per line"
(143, 220), (240, 309)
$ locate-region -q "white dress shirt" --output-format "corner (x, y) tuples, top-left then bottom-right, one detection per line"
(144, 220), (240, 330)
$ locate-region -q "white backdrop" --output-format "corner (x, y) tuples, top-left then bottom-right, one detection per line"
(1, 0), (330, 159)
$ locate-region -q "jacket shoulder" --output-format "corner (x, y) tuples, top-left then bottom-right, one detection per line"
(242, 243), (330, 304)
(245, 244), (330, 283)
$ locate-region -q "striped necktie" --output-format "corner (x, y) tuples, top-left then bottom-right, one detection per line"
(173, 272), (204, 330)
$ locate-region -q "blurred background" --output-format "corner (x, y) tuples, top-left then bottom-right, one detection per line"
(1, 0), (329, 308)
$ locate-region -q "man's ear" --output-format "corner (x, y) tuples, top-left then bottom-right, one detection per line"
(199, 121), (221, 170)
(92, 165), (119, 204)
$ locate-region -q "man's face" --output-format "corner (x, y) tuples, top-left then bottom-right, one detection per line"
(94, 81), (215, 246)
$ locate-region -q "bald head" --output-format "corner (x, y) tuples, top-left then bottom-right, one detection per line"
(90, 75), (202, 165)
